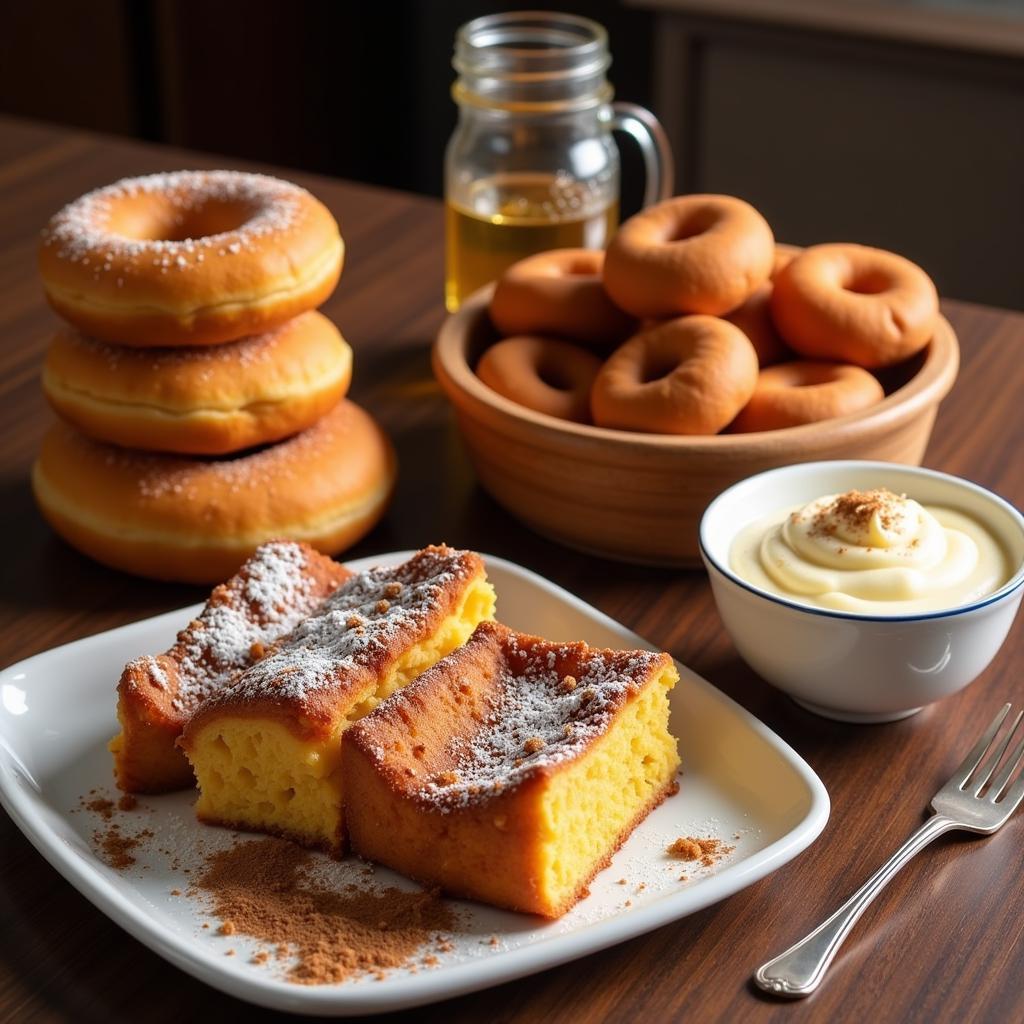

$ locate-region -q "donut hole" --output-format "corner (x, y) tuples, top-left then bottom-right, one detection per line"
(786, 366), (841, 388)
(563, 255), (601, 278)
(106, 194), (256, 243)
(536, 357), (575, 391)
(843, 269), (893, 296)
(641, 353), (681, 384)
(665, 207), (718, 244)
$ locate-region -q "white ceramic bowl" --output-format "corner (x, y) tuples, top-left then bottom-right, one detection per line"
(699, 461), (1024, 723)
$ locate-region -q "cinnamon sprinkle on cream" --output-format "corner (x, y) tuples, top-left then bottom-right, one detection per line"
(809, 488), (906, 539)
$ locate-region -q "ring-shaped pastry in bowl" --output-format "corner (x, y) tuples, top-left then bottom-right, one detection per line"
(724, 244), (802, 367)
(773, 243), (801, 276)
(489, 249), (635, 348)
(771, 243), (939, 368)
(476, 335), (603, 424)
(32, 400), (395, 583)
(591, 315), (759, 434)
(42, 311), (352, 455)
(38, 170), (344, 347)
(603, 195), (775, 318)
(731, 360), (885, 433)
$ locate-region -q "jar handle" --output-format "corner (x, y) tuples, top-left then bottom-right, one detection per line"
(610, 102), (674, 207)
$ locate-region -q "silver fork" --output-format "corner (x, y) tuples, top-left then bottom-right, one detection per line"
(755, 703), (1024, 998)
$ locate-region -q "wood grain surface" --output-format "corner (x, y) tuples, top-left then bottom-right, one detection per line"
(0, 115), (1022, 1024)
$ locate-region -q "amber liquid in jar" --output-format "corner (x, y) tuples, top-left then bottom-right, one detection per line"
(444, 172), (618, 311)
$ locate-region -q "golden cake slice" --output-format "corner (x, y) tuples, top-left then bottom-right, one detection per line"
(342, 621), (681, 918)
(111, 540), (350, 793)
(179, 545), (496, 854)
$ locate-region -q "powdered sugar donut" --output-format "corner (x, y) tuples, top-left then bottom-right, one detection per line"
(42, 311), (352, 455)
(38, 170), (344, 346)
(32, 400), (395, 583)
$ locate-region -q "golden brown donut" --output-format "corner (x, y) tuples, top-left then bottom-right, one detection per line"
(773, 243), (801, 276)
(731, 360), (885, 433)
(489, 249), (635, 347)
(32, 401), (396, 584)
(42, 311), (352, 455)
(591, 316), (758, 434)
(38, 170), (343, 347)
(771, 243), (939, 368)
(603, 195), (775, 318)
(724, 243), (801, 365)
(476, 335), (603, 423)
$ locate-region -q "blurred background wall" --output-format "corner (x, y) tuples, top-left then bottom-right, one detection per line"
(1, 0), (1021, 309)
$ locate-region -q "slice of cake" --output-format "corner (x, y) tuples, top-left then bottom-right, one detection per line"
(110, 540), (350, 793)
(342, 621), (681, 918)
(179, 545), (496, 854)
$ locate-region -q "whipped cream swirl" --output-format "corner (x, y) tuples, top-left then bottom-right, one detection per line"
(731, 488), (1009, 613)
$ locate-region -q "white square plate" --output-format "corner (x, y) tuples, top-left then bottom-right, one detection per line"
(0, 552), (829, 1016)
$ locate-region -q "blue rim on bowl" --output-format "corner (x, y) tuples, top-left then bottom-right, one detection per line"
(699, 460), (1024, 624)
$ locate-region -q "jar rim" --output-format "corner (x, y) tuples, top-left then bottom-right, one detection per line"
(454, 11), (610, 82)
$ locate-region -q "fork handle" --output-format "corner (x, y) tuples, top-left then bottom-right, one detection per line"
(754, 814), (959, 998)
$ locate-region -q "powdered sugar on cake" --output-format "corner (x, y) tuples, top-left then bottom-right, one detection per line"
(138, 655), (169, 691)
(420, 637), (665, 811)
(209, 548), (478, 707)
(41, 170), (308, 270)
(125, 541), (329, 714)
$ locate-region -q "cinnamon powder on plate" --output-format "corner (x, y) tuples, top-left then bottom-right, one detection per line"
(95, 823), (153, 870)
(83, 795), (116, 820)
(191, 838), (460, 985)
(78, 788), (152, 869)
(667, 836), (734, 867)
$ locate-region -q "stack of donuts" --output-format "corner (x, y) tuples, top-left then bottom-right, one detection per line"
(477, 194), (940, 435)
(32, 170), (396, 584)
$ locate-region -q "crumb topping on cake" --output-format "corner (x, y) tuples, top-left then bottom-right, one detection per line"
(124, 541), (329, 714)
(416, 632), (666, 810)
(206, 547), (480, 707)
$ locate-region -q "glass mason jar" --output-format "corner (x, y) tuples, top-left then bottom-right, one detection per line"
(445, 11), (674, 311)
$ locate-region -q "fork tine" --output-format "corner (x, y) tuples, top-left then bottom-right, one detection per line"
(973, 709), (1024, 793)
(993, 763), (1024, 815)
(952, 703), (1011, 788)
(988, 729), (1024, 802)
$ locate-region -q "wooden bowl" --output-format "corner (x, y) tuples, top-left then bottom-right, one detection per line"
(432, 285), (960, 566)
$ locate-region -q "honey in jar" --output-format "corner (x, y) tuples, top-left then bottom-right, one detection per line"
(445, 172), (618, 310)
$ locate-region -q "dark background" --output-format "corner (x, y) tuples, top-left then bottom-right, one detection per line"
(2, 0), (1022, 308)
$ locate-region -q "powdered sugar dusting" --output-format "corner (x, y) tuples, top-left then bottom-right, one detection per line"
(62, 323), (289, 373)
(419, 633), (664, 811)
(127, 542), (334, 715)
(41, 170), (309, 270)
(82, 401), (357, 501)
(206, 547), (478, 710)
(138, 655), (168, 690)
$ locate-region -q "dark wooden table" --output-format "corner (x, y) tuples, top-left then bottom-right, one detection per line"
(1, 115), (1022, 1024)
